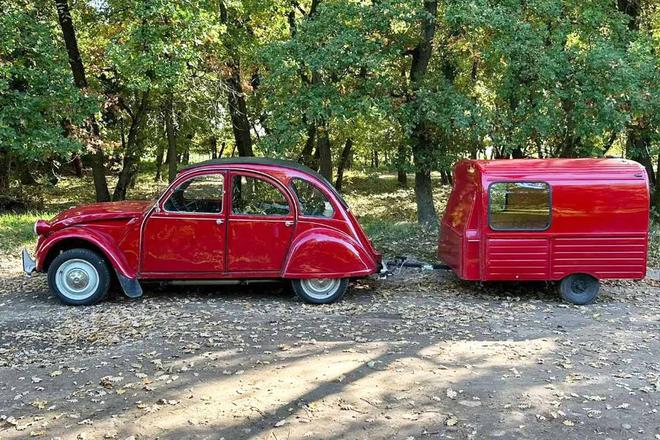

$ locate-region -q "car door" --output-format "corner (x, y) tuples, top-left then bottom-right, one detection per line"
(227, 172), (295, 273)
(141, 172), (227, 275)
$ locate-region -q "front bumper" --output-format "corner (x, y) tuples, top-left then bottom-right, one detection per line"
(22, 248), (36, 276)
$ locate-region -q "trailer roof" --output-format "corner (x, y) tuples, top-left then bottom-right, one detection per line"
(465, 158), (646, 178)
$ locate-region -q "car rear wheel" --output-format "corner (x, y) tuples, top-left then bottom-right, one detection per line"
(559, 274), (599, 305)
(292, 278), (348, 304)
(48, 249), (111, 306)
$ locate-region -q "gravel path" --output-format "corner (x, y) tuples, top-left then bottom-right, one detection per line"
(0, 261), (658, 440)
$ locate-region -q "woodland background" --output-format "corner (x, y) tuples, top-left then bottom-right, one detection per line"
(1, 0), (659, 225)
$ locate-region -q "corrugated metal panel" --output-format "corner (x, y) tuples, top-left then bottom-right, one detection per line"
(551, 236), (646, 279)
(485, 238), (550, 280)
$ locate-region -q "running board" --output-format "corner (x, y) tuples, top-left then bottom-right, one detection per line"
(165, 279), (282, 286)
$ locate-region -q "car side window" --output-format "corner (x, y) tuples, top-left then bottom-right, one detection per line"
(489, 182), (551, 230)
(291, 178), (335, 218)
(231, 175), (290, 216)
(164, 174), (223, 214)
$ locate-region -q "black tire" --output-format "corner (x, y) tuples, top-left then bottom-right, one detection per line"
(291, 278), (349, 304)
(47, 248), (111, 306)
(559, 274), (599, 305)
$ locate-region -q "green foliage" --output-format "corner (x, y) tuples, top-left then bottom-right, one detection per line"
(103, 0), (219, 93)
(1, 0), (658, 212)
(0, 0), (95, 160)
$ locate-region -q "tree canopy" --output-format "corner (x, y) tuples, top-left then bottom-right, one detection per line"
(1, 0), (658, 219)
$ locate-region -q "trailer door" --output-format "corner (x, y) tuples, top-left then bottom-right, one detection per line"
(484, 181), (551, 280)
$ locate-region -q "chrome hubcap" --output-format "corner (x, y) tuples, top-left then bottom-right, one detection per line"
(300, 278), (340, 300)
(55, 259), (99, 300)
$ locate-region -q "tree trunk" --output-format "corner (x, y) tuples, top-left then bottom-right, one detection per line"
(54, 0), (87, 88)
(374, 150), (379, 168)
(72, 154), (83, 177)
(225, 59), (254, 157)
(89, 148), (109, 201)
(334, 138), (353, 192)
(154, 143), (164, 181)
(0, 150), (9, 192)
(317, 123), (332, 181)
(113, 91), (150, 201)
(18, 159), (38, 185)
(299, 124), (316, 168)
(440, 168), (453, 186)
(53, 0), (110, 201)
(628, 128), (656, 187)
(164, 95), (178, 183)
(210, 136), (218, 159)
(412, 131), (438, 226)
(397, 144), (408, 187)
(182, 144), (190, 165)
(414, 167), (436, 226)
(408, 0), (438, 225)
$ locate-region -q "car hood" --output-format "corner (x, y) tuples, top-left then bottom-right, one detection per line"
(49, 200), (154, 230)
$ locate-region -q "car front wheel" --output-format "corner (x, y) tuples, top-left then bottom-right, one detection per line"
(292, 278), (349, 304)
(48, 248), (111, 306)
(559, 274), (600, 305)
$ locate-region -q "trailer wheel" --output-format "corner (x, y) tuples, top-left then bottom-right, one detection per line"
(559, 274), (599, 305)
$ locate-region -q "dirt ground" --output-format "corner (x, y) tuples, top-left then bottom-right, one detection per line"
(0, 258), (659, 440)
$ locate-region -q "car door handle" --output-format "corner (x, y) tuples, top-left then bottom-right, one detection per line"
(216, 218), (224, 225)
(284, 221), (294, 227)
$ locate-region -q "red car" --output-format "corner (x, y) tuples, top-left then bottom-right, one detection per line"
(439, 158), (650, 305)
(23, 158), (382, 305)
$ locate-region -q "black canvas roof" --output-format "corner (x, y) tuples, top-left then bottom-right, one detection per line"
(179, 157), (347, 207)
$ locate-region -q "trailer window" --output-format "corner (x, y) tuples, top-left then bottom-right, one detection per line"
(489, 182), (550, 230)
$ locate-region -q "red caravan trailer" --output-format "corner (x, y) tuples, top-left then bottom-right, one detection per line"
(438, 158), (650, 304)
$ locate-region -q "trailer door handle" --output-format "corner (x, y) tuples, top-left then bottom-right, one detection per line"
(284, 221), (294, 227)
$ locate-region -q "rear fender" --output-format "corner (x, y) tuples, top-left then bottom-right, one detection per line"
(283, 228), (377, 279)
(37, 227), (135, 279)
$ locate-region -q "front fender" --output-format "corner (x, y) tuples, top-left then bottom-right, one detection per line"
(283, 228), (377, 279)
(36, 227), (135, 278)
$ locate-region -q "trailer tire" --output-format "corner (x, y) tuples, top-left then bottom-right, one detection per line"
(559, 274), (599, 305)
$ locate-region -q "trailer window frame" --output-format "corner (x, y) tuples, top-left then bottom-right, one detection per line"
(487, 181), (552, 231)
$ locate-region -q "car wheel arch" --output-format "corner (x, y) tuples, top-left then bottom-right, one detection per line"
(282, 227), (373, 278)
(40, 231), (132, 279)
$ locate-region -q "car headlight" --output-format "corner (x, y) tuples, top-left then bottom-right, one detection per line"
(34, 220), (51, 236)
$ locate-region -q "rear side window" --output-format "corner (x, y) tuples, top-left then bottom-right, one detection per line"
(231, 175), (290, 216)
(291, 178), (335, 218)
(489, 182), (550, 230)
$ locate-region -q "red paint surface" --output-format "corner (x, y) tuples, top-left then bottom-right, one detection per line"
(34, 162), (380, 282)
(439, 158), (650, 282)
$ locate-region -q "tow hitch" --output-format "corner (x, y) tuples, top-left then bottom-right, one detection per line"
(379, 256), (451, 278)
